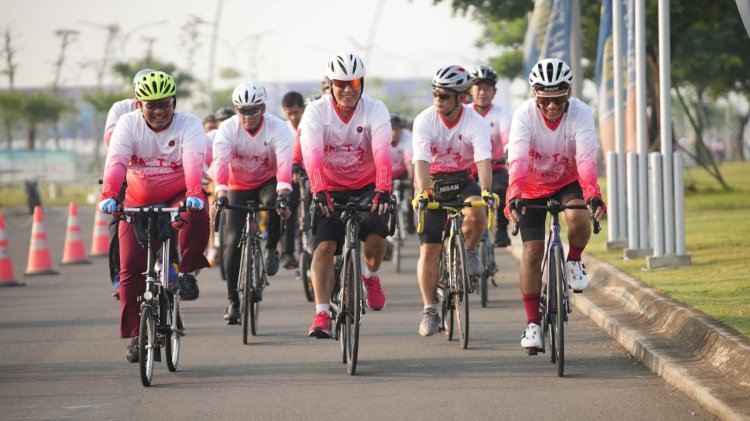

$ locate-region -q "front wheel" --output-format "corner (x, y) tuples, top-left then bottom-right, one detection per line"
(239, 241), (251, 344)
(452, 235), (470, 349)
(249, 245), (263, 336)
(139, 306), (156, 387)
(342, 249), (362, 375)
(552, 245), (565, 377)
(165, 294), (182, 372)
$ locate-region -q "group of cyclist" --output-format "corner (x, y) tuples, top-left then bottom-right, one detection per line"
(98, 52), (605, 362)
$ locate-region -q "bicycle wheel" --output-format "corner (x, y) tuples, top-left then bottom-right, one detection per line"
(108, 234), (119, 285)
(437, 250), (453, 340)
(479, 236), (490, 308)
(139, 306), (156, 387)
(393, 213), (403, 273)
(299, 250), (314, 302)
(551, 245), (565, 376)
(165, 292), (182, 372)
(341, 248), (362, 375)
(249, 244), (263, 336)
(239, 241), (251, 344)
(451, 234), (470, 349)
(218, 211), (227, 281)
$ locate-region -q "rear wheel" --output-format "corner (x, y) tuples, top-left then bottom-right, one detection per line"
(139, 306), (156, 387)
(479, 236), (490, 308)
(165, 299), (182, 372)
(452, 235), (470, 349)
(299, 250), (314, 302)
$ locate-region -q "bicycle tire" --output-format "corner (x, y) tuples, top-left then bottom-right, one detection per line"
(218, 212), (227, 281)
(249, 244), (263, 336)
(165, 289), (183, 372)
(139, 306), (156, 387)
(342, 247), (361, 375)
(480, 236), (490, 308)
(452, 234), (470, 349)
(393, 212), (404, 273)
(437, 250), (453, 340)
(552, 245), (565, 376)
(108, 234), (119, 285)
(299, 250), (314, 302)
(239, 240), (250, 344)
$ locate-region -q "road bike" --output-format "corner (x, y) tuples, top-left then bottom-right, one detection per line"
(296, 172), (314, 302)
(512, 199), (600, 376)
(416, 197), (491, 349)
(312, 195), (396, 375)
(474, 229), (499, 308)
(118, 205), (187, 387)
(215, 200), (283, 344)
(389, 178), (412, 273)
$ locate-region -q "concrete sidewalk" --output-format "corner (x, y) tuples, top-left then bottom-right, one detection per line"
(509, 244), (750, 421)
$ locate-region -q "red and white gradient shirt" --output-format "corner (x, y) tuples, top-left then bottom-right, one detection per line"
(300, 94), (392, 193)
(390, 129), (413, 179)
(507, 97), (602, 202)
(212, 113), (294, 192)
(411, 104), (492, 174)
(103, 98), (138, 148)
(289, 120), (304, 169)
(469, 102), (512, 170)
(100, 110), (207, 206)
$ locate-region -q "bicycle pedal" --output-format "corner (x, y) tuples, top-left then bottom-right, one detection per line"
(526, 347), (540, 356)
(154, 345), (162, 362)
(572, 289), (583, 293)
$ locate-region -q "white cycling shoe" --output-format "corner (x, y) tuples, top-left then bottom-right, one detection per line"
(566, 260), (589, 292)
(520, 323), (542, 348)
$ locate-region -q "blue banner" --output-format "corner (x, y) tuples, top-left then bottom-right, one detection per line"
(523, 0), (553, 78)
(540, 0), (572, 63)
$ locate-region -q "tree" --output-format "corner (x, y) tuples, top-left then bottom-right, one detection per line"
(16, 91), (70, 151)
(0, 90), (23, 148)
(1, 27), (19, 148)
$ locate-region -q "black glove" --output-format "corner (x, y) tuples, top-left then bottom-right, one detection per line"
(586, 197), (606, 213)
(373, 190), (391, 207)
(508, 197), (525, 214)
(215, 195), (229, 207)
(314, 191), (333, 209)
(277, 196), (288, 210)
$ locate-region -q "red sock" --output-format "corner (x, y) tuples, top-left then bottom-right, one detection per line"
(567, 244), (584, 261)
(522, 293), (541, 325)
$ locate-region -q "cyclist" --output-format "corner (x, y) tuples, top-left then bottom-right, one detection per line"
(98, 70), (210, 363)
(103, 68), (154, 299)
(280, 91), (306, 270)
(300, 52), (392, 338)
(469, 65), (513, 247)
(212, 82), (294, 325)
(411, 65), (493, 337)
(505, 58), (606, 350)
(390, 112), (416, 235)
(204, 106), (234, 267)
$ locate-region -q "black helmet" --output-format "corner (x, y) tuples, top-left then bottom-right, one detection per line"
(214, 106), (234, 121)
(390, 113), (404, 128)
(470, 65), (498, 85)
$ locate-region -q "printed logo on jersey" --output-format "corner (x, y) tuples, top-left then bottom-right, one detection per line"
(168, 140), (176, 147)
(527, 147), (573, 179)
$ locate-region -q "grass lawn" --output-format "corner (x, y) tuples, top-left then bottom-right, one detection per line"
(588, 160), (750, 336)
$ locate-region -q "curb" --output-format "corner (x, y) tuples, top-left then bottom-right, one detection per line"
(508, 243), (750, 420)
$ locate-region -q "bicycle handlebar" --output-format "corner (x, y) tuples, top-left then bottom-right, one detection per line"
(213, 201), (284, 232)
(510, 203), (601, 236)
(415, 200), (488, 234)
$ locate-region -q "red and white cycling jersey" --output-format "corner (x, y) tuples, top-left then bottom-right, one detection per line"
(469, 102), (511, 169)
(507, 97), (602, 202)
(412, 104), (492, 174)
(212, 113), (294, 192)
(390, 129), (413, 179)
(100, 110), (207, 206)
(103, 98), (138, 148)
(289, 120), (304, 169)
(300, 94), (392, 193)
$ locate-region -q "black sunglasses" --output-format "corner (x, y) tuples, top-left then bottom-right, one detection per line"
(142, 98), (174, 110)
(432, 92), (452, 101)
(236, 106), (263, 116)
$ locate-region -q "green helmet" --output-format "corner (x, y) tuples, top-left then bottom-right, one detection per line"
(135, 71), (176, 101)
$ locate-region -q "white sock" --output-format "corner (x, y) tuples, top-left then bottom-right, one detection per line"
(315, 304), (331, 315)
(424, 304), (437, 312)
(364, 268), (378, 278)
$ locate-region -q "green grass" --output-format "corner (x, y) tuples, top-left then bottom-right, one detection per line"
(589, 161), (750, 335)
(0, 183), (96, 211)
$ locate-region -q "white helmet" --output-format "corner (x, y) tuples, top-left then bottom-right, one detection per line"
(528, 58), (572, 91)
(326, 52), (366, 81)
(232, 82), (266, 105)
(432, 65), (472, 93)
(132, 68), (156, 88)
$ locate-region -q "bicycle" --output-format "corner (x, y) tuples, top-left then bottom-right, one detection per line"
(389, 178), (412, 273)
(416, 197), (492, 349)
(117, 205), (187, 387)
(311, 195), (396, 375)
(215, 200), (283, 344)
(512, 199), (600, 377)
(474, 229), (499, 308)
(296, 172), (314, 302)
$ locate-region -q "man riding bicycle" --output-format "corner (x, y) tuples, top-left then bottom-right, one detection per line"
(468, 65), (513, 247)
(389, 113), (416, 235)
(98, 70), (210, 363)
(280, 91), (306, 270)
(505, 58), (606, 350)
(300, 52), (393, 338)
(212, 82), (294, 325)
(411, 65), (494, 337)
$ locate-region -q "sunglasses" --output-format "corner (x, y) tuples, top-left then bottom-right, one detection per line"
(331, 79), (362, 89)
(535, 90), (569, 106)
(142, 98), (174, 110)
(432, 92), (453, 101)
(236, 106), (263, 116)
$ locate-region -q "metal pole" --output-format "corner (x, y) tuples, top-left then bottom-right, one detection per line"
(658, 0), (674, 254)
(626, 151), (639, 249)
(606, 151), (619, 242)
(571, 0), (583, 98)
(650, 152), (664, 257)
(673, 152), (686, 255)
(613, 0), (627, 239)
(207, 0), (224, 112)
(635, 0), (650, 249)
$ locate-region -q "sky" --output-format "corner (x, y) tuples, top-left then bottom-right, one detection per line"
(0, 0), (494, 90)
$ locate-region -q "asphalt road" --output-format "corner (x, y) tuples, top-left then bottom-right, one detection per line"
(0, 206), (716, 420)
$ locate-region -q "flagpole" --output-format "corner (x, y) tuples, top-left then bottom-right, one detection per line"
(571, 0), (582, 98)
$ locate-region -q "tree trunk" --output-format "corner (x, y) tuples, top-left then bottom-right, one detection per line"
(26, 125), (36, 151)
(732, 112), (749, 161)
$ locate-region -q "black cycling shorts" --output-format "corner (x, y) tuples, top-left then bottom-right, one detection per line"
(518, 181), (583, 243)
(418, 178), (481, 245)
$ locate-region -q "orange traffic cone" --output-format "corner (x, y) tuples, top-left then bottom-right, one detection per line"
(24, 206), (58, 276)
(89, 207), (110, 257)
(0, 212), (24, 287)
(61, 202), (91, 265)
